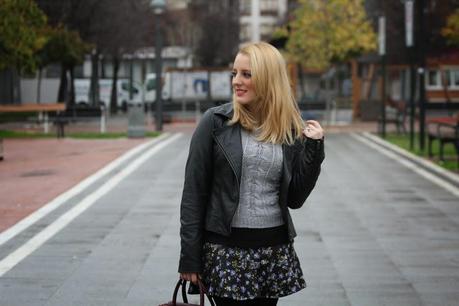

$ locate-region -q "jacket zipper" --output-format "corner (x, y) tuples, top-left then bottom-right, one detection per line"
(213, 134), (240, 233)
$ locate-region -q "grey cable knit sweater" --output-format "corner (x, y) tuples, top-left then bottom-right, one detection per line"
(231, 128), (285, 228)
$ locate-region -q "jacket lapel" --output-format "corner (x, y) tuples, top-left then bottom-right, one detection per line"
(213, 123), (242, 183)
(213, 103), (243, 183)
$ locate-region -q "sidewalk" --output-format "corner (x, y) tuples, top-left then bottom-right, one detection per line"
(0, 118), (197, 234)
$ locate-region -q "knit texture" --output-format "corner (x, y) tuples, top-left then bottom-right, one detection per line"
(231, 128), (284, 228)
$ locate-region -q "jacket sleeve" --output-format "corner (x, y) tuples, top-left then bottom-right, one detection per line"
(287, 137), (325, 209)
(178, 109), (214, 273)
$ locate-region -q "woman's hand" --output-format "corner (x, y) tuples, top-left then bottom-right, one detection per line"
(303, 120), (324, 140)
(180, 272), (200, 284)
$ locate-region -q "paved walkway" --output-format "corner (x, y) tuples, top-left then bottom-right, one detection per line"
(1, 123), (458, 305)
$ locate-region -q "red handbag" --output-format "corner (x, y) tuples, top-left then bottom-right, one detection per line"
(159, 279), (215, 306)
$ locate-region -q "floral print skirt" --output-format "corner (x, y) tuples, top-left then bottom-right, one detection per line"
(201, 242), (306, 300)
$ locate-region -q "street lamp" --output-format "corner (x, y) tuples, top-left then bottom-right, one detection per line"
(378, 15), (387, 138)
(401, 0), (416, 150)
(151, 0), (166, 131)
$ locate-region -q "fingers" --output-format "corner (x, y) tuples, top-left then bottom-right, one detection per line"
(180, 272), (199, 284)
(191, 273), (198, 284)
(303, 120), (324, 139)
(305, 120), (321, 128)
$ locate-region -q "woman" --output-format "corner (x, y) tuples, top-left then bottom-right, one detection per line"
(178, 42), (324, 306)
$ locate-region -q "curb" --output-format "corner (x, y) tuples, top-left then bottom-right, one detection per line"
(360, 132), (459, 189)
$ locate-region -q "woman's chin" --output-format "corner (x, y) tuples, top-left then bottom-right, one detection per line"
(235, 99), (253, 106)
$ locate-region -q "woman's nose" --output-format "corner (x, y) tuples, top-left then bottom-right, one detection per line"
(232, 73), (241, 86)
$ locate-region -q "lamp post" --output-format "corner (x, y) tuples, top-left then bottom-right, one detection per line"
(402, 0), (415, 150)
(151, 0), (165, 131)
(378, 15), (387, 138)
(417, 0), (427, 151)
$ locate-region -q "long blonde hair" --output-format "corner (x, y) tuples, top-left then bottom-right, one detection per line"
(230, 42), (304, 145)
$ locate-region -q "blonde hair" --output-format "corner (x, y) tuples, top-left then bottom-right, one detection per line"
(230, 42), (304, 145)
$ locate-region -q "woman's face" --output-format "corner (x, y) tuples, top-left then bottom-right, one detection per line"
(232, 53), (256, 106)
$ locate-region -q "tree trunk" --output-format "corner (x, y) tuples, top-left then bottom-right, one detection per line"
(110, 56), (120, 114)
(69, 66), (75, 107)
(37, 68), (42, 104)
(57, 65), (68, 103)
(89, 50), (100, 106)
(0, 68), (16, 104)
(12, 68), (21, 104)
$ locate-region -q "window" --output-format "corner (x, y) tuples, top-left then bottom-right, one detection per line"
(426, 69), (441, 89)
(146, 78), (156, 91)
(449, 69), (459, 89)
(260, 0), (278, 14)
(426, 68), (459, 90)
(121, 82), (139, 94)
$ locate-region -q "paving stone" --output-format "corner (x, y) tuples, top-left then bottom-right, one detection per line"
(1, 133), (459, 306)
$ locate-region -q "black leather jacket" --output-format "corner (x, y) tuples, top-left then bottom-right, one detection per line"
(178, 103), (325, 273)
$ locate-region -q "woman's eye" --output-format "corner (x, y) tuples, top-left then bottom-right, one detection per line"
(243, 72), (252, 78)
(231, 72), (236, 78)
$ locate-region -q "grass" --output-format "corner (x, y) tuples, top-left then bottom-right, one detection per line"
(382, 133), (458, 172)
(0, 112), (36, 123)
(0, 130), (160, 139)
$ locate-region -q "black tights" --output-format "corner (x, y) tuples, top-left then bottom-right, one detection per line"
(213, 297), (278, 306)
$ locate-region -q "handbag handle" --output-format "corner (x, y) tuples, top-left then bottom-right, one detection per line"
(172, 279), (215, 306)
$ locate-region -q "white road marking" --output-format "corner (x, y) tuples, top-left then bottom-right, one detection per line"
(0, 134), (169, 248)
(352, 133), (459, 198)
(0, 133), (182, 277)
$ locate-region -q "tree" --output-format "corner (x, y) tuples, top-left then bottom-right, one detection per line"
(96, 0), (150, 113)
(35, 0), (151, 110)
(0, 0), (47, 72)
(38, 26), (90, 104)
(189, 0), (240, 67)
(284, 0), (376, 69)
(442, 8), (459, 47)
(0, 0), (47, 103)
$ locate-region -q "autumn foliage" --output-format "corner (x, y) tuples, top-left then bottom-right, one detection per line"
(283, 0), (377, 69)
(442, 8), (459, 47)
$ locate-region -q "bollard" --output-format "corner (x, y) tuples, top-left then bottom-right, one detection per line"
(128, 101), (145, 138)
(100, 105), (106, 134)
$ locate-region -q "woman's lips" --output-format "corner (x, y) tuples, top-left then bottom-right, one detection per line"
(235, 89), (246, 97)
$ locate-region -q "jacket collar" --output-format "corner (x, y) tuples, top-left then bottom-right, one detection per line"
(213, 102), (234, 119)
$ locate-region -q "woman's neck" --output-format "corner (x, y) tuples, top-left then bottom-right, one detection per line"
(246, 104), (261, 123)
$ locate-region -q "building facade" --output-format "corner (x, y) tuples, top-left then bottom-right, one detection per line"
(239, 0), (288, 43)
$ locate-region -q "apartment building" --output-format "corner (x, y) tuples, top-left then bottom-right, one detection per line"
(239, 0), (288, 43)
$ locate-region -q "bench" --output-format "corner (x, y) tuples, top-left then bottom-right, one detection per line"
(378, 99), (407, 134)
(427, 115), (459, 165)
(0, 103), (66, 133)
(50, 105), (105, 138)
(0, 103), (66, 161)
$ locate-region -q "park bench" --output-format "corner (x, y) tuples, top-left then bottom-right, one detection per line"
(427, 114), (459, 165)
(0, 103), (66, 161)
(378, 98), (407, 134)
(0, 103), (66, 133)
(51, 105), (105, 137)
